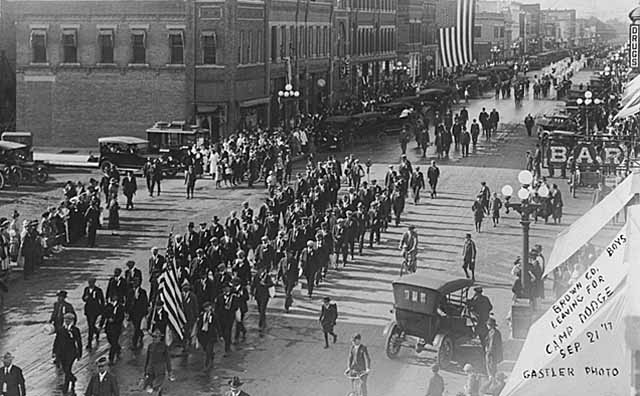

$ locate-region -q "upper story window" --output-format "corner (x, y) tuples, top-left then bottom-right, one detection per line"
(61, 29), (77, 63)
(98, 29), (115, 63)
(131, 30), (147, 64)
(169, 30), (184, 64)
(202, 31), (217, 64)
(30, 29), (47, 63)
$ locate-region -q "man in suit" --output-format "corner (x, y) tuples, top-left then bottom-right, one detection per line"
(124, 260), (142, 291)
(462, 233), (477, 281)
(82, 278), (105, 350)
(84, 356), (119, 396)
(281, 250), (299, 312)
(196, 301), (217, 370)
(50, 290), (76, 365)
(255, 236), (275, 272)
(184, 222), (200, 261)
(125, 278), (148, 350)
(0, 352), (26, 396)
(143, 330), (171, 394)
(101, 294), (124, 364)
(319, 297), (338, 348)
(250, 269), (274, 336)
(298, 241), (318, 298)
(214, 283), (237, 356)
(346, 333), (371, 396)
(53, 313), (82, 395)
(181, 281), (199, 353)
(105, 268), (127, 305)
(121, 170), (137, 210)
(148, 248), (166, 303)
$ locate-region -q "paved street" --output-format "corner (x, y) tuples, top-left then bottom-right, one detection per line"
(0, 78), (614, 396)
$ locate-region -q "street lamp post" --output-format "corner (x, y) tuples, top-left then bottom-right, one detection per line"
(502, 170), (549, 337)
(277, 83), (300, 131)
(575, 90), (602, 135)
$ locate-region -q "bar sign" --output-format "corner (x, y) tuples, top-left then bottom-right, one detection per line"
(630, 24), (640, 69)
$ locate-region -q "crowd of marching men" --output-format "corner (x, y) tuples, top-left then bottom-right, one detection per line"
(40, 151), (433, 395)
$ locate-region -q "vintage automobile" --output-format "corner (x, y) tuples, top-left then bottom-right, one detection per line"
(384, 273), (477, 368)
(316, 115), (354, 151)
(377, 102), (414, 134)
(145, 121), (210, 166)
(0, 140), (48, 188)
(1, 132), (34, 161)
(537, 114), (580, 135)
(97, 136), (181, 177)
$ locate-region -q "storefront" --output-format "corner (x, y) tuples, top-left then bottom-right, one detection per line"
(195, 103), (227, 143)
(239, 97), (270, 130)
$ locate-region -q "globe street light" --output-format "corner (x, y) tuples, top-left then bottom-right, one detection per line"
(278, 83), (300, 131)
(502, 169), (549, 321)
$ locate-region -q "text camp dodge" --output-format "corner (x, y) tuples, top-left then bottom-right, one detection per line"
(519, 231), (627, 380)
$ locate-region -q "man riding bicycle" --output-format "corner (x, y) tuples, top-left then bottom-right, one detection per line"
(345, 333), (371, 396)
(399, 225), (418, 274)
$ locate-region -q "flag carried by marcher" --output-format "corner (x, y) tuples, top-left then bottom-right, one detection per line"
(158, 261), (187, 342)
(439, 0), (476, 68)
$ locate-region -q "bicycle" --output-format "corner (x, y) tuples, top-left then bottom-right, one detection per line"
(344, 369), (368, 396)
(399, 249), (417, 277)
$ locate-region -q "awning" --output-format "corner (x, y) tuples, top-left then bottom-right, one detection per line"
(196, 104), (220, 113)
(239, 97), (270, 108)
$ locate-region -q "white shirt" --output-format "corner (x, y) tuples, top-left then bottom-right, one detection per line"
(4, 364), (12, 375)
(99, 371), (107, 382)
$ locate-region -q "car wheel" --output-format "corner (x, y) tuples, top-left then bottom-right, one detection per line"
(0, 171), (5, 190)
(100, 161), (113, 174)
(385, 324), (402, 359)
(8, 167), (22, 186)
(437, 335), (454, 369)
(34, 166), (48, 184)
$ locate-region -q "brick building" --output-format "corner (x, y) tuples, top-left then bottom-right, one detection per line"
(0, 0), (190, 147)
(519, 3), (541, 54)
(540, 9), (576, 49)
(474, 11), (508, 63)
(397, 0), (436, 81)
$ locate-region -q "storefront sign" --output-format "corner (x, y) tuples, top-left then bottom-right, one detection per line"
(630, 24), (640, 69)
(544, 141), (626, 169)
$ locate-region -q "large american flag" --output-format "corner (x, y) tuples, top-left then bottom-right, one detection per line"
(439, 0), (476, 68)
(158, 262), (187, 340)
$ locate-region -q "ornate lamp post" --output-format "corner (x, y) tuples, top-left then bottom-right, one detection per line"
(502, 170), (550, 337)
(575, 90), (602, 135)
(277, 83), (300, 131)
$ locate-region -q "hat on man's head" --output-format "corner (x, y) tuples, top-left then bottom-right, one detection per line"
(473, 286), (483, 293)
(96, 356), (108, 365)
(323, 296), (331, 302)
(63, 312), (75, 320)
(3, 352), (13, 360)
(57, 290), (68, 298)
(202, 301), (212, 309)
(487, 317), (497, 327)
(228, 376), (243, 388)
(463, 363), (474, 373)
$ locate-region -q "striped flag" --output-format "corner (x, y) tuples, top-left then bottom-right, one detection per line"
(158, 262), (186, 341)
(439, 0), (476, 68)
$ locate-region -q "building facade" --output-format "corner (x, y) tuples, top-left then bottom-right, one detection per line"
(474, 11), (508, 63)
(519, 3), (541, 54)
(2, 0), (393, 146)
(1, 0), (190, 147)
(541, 9), (576, 49)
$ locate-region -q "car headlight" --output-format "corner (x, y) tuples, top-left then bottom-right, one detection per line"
(168, 156), (173, 162)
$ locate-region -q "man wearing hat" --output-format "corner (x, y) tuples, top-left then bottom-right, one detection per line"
(0, 217), (10, 271)
(425, 364), (444, 396)
(196, 301), (217, 369)
(84, 198), (101, 248)
(143, 329), (171, 394)
(255, 236), (275, 272)
(462, 233), (477, 281)
(101, 293), (125, 364)
(50, 290), (75, 333)
(485, 317), (503, 380)
(467, 286), (493, 350)
(319, 297), (338, 348)
(126, 277), (148, 350)
(399, 225), (418, 273)
(184, 222), (200, 261)
(82, 277), (105, 350)
(215, 283), (237, 355)
(84, 356), (119, 396)
(181, 280), (199, 353)
(224, 376), (249, 396)
(53, 312), (82, 395)
(0, 352), (25, 396)
(298, 240), (318, 298)
(124, 260), (143, 290)
(251, 268), (274, 336)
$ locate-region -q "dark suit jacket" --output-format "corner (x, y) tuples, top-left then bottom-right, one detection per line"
(106, 277), (127, 301)
(50, 301), (75, 329)
(125, 287), (148, 320)
(124, 267), (143, 287)
(53, 325), (83, 361)
(0, 365), (26, 396)
(82, 286), (105, 317)
(84, 371), (119, 396)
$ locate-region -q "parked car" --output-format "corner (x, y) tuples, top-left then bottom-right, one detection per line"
(97, 136), (181, 177)
(384, 272), (477, 368)
(0, 140), (48, 188)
